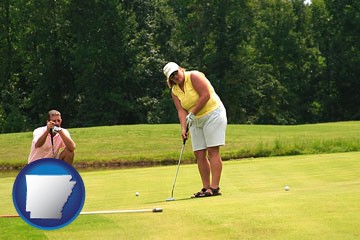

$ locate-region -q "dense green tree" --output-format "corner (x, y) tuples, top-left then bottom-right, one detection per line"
(9, 0), (76, 128)
(123, 0), (178, 123)
(321, 0), (360, 120)
(67, 0), (140, 126)
(0, 0), (11, 131)
(242, 0), (326, 124)
(1, 0), (360, 133)
(0, 0), (28, 132)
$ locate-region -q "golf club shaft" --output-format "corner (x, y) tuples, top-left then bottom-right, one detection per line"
(169, 124), (189, 198)
(170, 143), (185, 198)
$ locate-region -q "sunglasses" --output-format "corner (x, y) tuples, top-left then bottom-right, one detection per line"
(169, 71), (178, 81)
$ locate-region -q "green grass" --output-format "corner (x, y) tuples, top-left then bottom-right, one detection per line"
(1, 121), (360, 238)
(1, 122), (360, 168)
(0, 152), (359, 239)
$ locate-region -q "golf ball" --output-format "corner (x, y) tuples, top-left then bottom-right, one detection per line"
(284, 186), (290, 191)
(135, 192), (139, 196)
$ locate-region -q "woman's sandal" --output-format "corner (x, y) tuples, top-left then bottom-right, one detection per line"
(203, 187), (222, 197)
(191, 188), (207, 198)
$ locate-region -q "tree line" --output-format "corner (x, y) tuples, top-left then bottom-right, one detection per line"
(1, 0), (359, 133)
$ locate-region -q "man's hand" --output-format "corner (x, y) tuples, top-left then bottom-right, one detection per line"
(47, 121), (55, 133)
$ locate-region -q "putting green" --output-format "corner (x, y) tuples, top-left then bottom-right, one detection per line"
(0, 152), (359, 239)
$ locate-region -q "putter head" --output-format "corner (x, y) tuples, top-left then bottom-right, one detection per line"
(166, 197), (175, 201)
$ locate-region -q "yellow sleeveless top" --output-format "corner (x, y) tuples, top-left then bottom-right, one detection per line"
(172, 71), (221, 118)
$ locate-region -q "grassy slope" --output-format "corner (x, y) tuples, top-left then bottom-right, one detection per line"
(0, 152), (359, 239)
(1, 122), (360, 168)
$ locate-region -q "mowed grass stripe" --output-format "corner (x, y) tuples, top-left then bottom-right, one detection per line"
(1, 122), (360, 167)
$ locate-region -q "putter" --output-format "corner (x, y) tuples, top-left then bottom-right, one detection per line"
(166, 125), (189, 202)
(0, 208), (163, 218)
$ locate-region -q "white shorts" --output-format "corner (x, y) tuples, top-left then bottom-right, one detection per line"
(190, 104), (227, 151)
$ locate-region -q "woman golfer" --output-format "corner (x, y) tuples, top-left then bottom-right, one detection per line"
(163, 62), (227, 197)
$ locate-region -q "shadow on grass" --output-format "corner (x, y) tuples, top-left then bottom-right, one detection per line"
(145, 197), (196, 204)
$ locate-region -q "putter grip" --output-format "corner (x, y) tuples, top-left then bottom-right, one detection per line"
(183, 124), (189, 145)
